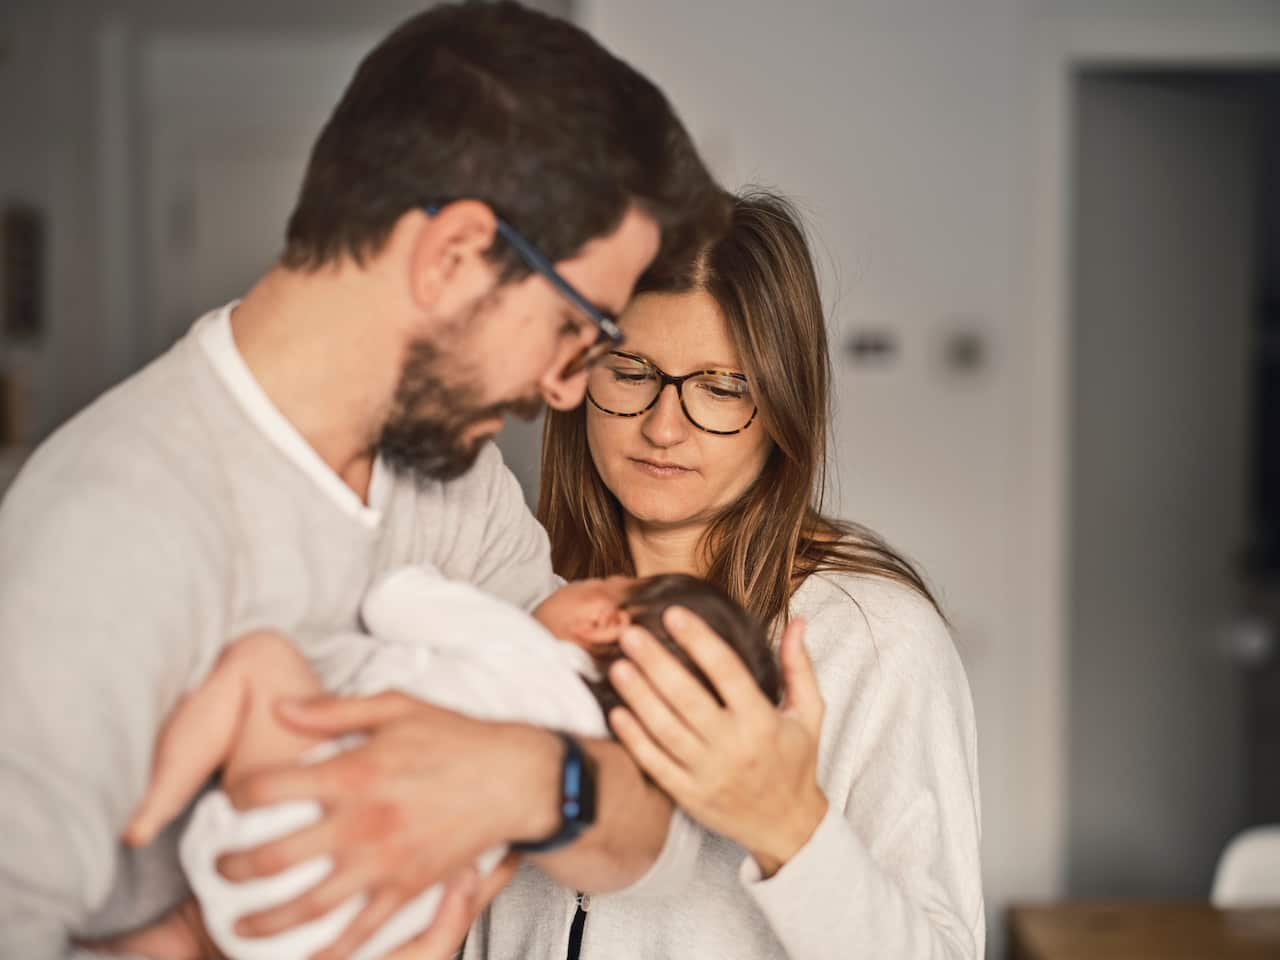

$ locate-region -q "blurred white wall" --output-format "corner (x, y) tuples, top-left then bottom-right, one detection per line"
(0, 0), (570, 439)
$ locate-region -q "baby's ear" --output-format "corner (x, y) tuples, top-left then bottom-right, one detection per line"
(581, 608), (630, 643)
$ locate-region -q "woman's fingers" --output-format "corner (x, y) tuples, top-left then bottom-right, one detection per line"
(616, 624), (724, 733)
(607, 659), (705, 764)
(609, 707), (694, 799)
(778, 617), (824, 735)
(658, 607), (769, 713)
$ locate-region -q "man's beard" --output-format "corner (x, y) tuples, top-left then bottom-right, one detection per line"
(376, 337), (544, 483)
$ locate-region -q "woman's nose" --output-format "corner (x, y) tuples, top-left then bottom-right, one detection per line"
(640, 384), (689, 446)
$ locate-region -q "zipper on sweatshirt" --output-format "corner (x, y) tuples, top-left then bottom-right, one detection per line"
(566, 891), (590, 960)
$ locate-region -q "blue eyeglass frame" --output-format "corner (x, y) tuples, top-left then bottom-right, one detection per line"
(425, 204), (625, 373)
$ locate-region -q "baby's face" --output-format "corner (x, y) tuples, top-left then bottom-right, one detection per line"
(533, 576), (638, 651)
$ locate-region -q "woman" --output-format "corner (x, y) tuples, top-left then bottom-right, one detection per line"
(469, 191), (984, 958)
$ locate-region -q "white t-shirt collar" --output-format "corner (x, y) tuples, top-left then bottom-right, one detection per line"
(195, 301), (392, 528)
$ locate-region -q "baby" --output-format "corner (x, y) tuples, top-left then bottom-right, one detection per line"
(122, 567), (779, 960)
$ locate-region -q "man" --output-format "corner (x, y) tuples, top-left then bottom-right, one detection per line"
(0, 3), (728, 957)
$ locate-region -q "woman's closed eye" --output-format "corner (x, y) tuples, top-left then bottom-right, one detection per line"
(612, 370), (655, 385)
(695, 377), (751, 401)
(605, 359), (657, 385)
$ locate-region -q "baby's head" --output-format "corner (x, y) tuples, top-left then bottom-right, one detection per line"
(533, 574), (781, 713)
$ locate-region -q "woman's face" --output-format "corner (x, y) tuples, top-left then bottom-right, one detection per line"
(586, 290), (773, 534)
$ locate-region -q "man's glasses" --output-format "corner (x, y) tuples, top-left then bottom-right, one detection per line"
(425, 204), (624, 376)
(586, 351), (758, 436)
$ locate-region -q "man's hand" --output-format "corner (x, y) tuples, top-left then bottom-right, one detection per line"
(79, 860), (520, 960)
(215, 694), (557, 956)
(381, 855), (520, 960)
(76, 897), (225, 959)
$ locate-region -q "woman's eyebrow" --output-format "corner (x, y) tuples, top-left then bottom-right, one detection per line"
(686, 360), (748, 375)
(623, 350), (746, 373)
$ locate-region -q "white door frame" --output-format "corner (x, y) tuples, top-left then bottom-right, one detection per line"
(1021, 7), (1280, 897)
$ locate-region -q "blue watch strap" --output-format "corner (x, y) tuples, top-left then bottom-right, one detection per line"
(511, 732), (596, 853)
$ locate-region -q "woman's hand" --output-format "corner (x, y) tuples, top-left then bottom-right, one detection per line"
(607, 609), (830, 878)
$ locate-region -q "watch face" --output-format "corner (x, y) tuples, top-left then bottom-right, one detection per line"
(573, 745), (598, 827)
(561, 735), (596, 829)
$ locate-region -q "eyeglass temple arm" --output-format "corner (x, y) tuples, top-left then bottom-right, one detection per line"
(425, 204), (623, 343)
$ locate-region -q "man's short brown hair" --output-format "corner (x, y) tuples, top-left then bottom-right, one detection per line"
(283, 1), (727, 286)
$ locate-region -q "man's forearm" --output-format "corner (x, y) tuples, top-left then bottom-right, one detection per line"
(508, 732), (674, 893)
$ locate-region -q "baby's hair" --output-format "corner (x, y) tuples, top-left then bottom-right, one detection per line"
(587, 573), (782, 717)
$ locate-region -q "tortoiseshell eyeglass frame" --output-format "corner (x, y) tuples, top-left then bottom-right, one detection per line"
(586, 350), (759, 436)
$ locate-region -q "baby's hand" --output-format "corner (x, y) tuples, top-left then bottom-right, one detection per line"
(124, 685), (221, 847)
(123, 785), (177, 848)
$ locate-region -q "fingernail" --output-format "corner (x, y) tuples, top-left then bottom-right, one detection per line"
(665, 606), (689, 629)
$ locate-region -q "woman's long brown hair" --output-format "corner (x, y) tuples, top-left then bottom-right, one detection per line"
(538, 189), (940, 632)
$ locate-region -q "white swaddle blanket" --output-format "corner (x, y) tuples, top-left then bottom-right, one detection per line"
(181, 566), (608, 960)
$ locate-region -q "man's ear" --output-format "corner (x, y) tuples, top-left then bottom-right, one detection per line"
(404, 200), (501, 323)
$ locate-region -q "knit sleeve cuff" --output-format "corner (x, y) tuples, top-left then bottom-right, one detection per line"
(738, 803), (874, 923)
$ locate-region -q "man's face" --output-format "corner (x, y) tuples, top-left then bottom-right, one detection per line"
(378, 206), (660, 482)
(375, 324), (545, 482)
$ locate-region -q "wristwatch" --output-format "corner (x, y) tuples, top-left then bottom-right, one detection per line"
(512, 731), (597, 853)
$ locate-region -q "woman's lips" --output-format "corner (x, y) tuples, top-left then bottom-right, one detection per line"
(629, 457), (694, 478)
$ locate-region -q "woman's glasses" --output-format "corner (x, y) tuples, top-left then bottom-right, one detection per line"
(587, 351), (758, 436)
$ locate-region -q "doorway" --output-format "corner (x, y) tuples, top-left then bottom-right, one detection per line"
(1066, 69), (1280, 897)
